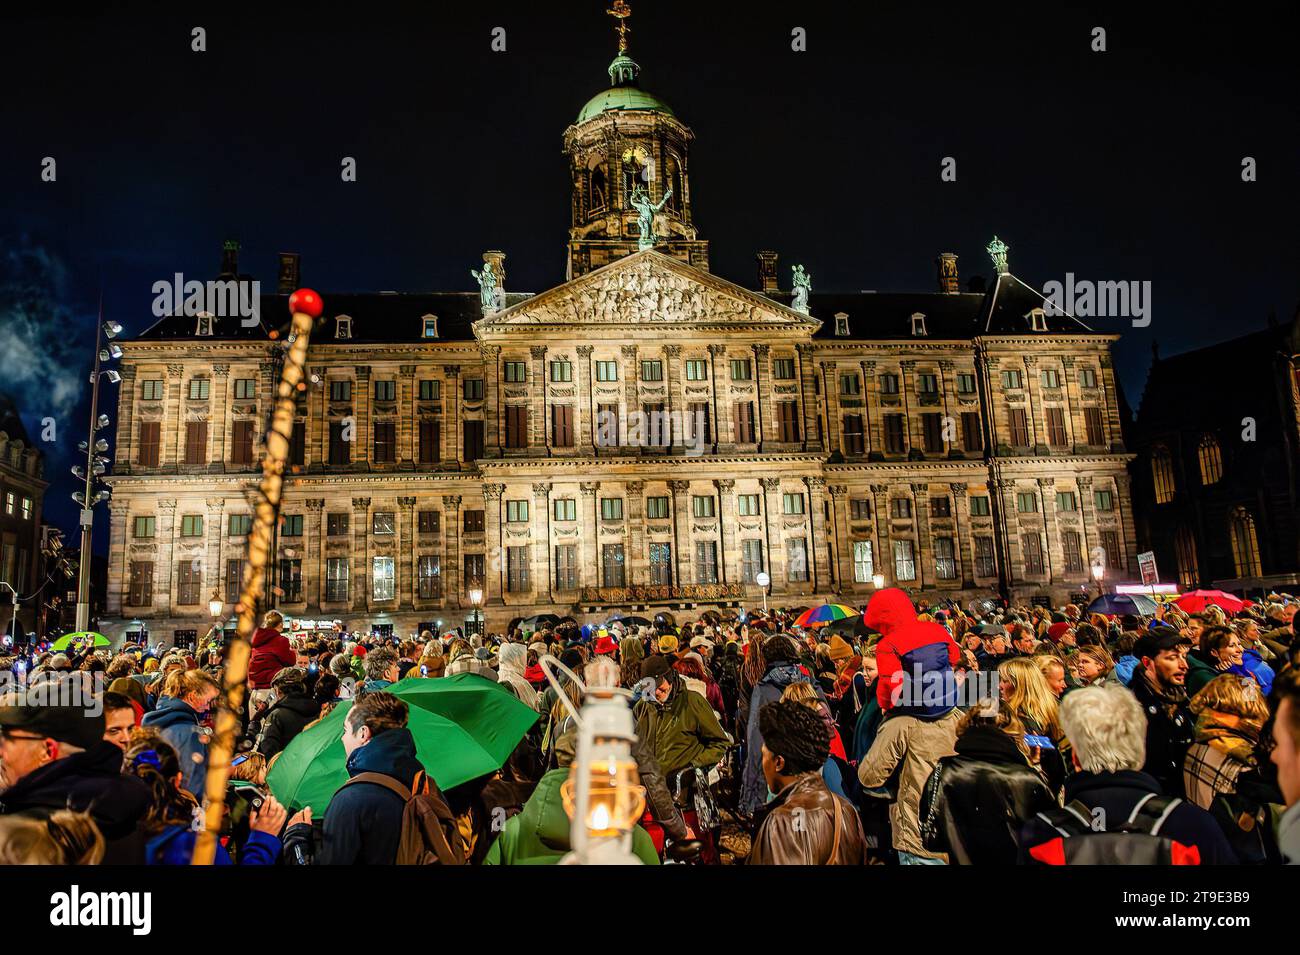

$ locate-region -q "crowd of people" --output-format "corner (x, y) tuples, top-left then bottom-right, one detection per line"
(1, 591), (1299, 866)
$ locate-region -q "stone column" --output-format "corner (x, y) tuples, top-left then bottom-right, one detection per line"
(442, 495), (463, 607)
(665, 345), (682, 446)
(899, 360), (917, 455)
(819, 361), (840, 456)
(482, 345), (502, 457)
(1060, 356), (1080, 449)
(106, 503), (128, 615)
(1037, 477), (1057, 583)
(351, 497), (371, 612)
(707, 344), (726, 451)
(829, 484), (852, 593)
(354, 366), (372, 468)
(753, 344), (770, 451)
(669, 480), (692, 586)
(399, 365), (416, 466)
(1022, 356), (1042, 451)
(577, 345), (595, 452)
(309, 365), (327, 467)
(622, 345), (640, 455)
(860, 360), (878, 457)
(1099, 355), (1122, 450)
(443, 365), (461, 468)
(532, 482), (552, 602)
(156, 499), (177, 617)
(950, 482), (974, 588)
(871, 484), (890, 586)
(805, 476), (828, 592)
(483, 483), (505, 603)
(115, 365), (137, 470)
(530, 346), (548, 454)
(205, 497), (224, 611)
(994, 479), (1019, 591)
(306, 499), (325, 609)
(760, 477), (784, 586)
(796, 344), (820, 453)
(912, 483), (930, 591)
(165, 365), (184, 468)
(1114, 473), (1137, 576)
(580, 482), (600, 591)
(398, 496), (417, 610)
(715, 479), (735, 584)
(938, 360), (955, 456)
(626, 481), (646, 586)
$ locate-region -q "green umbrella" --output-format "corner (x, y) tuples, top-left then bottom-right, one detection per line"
(267, 673), (538, 813)
(50, 631), (112, 651)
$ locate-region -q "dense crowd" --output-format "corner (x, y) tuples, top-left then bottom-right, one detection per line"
(1, 589), (1299, 866)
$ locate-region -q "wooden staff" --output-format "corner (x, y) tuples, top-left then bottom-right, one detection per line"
(192, 289), (323, 864)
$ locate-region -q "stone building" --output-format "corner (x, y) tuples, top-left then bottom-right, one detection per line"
(1132, 317), (1300, 593)
(102, 21), (1135, 639)
(0, 394), (46, 636)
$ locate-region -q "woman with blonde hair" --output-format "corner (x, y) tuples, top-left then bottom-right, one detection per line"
(1032, 654), (1068, 698)
(998, 656), (1068, 795)
(1067, 644), (1114, 688)
(1183, 673), (1269, 811)
(0, 811), (104, 865)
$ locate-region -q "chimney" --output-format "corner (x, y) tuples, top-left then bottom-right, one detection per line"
(277, 253), (301, 294)
(936, 252), (959, 294)
(483, 250), (506, 291)
(219, 239), (240, 278)
(756, 250), (779, 294)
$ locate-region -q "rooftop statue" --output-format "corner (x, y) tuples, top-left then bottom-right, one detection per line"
(471, 262), (505, 314)
(791, 264), (812, 314)
(630, 185), (672, 251)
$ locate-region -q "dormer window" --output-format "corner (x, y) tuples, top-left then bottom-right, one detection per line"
(195, 312), (214, 337)
(421, 314), (439, 339)
(911, 312), (928, 337)
(1026, 308), (1048, 332)
(335, 316), (352, 340)
(834, 312), (850, 337)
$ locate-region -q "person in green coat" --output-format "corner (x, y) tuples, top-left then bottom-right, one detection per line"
(484, 728), (661, 865)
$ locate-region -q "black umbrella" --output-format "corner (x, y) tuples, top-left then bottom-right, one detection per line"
(820, 615), (872, 641)
(653, 611), (676, 630)
(607, 614), (652, 629)
(517, 613), (562, 633)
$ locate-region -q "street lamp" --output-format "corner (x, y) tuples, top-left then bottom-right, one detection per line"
(872, 573), (885, 589)
(0, 582), (17, 649)
(1091, 562), (1105, 598)
(74, 308), (123, 632)
(755, 571), (771, 614)
(208, 589), (224, 620)
(468, 587), (484, 637)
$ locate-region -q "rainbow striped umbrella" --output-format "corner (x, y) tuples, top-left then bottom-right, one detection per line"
(793, 604), (859, 628)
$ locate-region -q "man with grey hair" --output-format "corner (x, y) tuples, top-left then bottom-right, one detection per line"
(1017, 684), (1235, 863)
(361, 647), (401, 693)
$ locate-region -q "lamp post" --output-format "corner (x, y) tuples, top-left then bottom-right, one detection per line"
(74, 310), (123, 632)
(468, 587), (484, 637)
(0, 582), (17, 648)
(1091, 562), (1105, 599)
(872, 572), (885, 590)
(755, 571), (770, 614)
(208, 589), (224, 620)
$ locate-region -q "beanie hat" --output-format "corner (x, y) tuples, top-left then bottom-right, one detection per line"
(658, 634), (679, 654)
(827, 635), (853, 664)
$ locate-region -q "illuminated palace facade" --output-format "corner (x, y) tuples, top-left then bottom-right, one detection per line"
(103, 28), (1135, 638)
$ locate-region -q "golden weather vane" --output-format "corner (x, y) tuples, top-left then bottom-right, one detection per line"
(607, 1), (632, 53)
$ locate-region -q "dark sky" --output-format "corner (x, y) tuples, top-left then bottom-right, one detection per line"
(2, 1), (1297, 547)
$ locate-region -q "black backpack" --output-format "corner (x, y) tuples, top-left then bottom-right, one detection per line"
(1027, 793), (1201, 865)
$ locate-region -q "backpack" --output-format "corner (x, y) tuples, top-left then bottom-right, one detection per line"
(343, 770), (466, 865)
(1027, 793), (1201, 865)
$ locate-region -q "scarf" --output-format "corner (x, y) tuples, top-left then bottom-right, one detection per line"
(1194, 708), (1260, 766)
(831, 655), (863, 699)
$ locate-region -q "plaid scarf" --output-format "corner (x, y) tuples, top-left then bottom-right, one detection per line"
(831, 656), (862, 699)
(1194, 708), (1260, 766)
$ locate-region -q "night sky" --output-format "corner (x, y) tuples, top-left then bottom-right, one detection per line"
(2, 2), (1297, 549)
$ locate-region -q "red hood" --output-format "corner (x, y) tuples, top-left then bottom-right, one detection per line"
(251, 627), (284, 648)
(864, 588), (917, 636)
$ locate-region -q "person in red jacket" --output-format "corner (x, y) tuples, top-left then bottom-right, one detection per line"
(248, 611), (295, 715)
(865, 588), (961, 719)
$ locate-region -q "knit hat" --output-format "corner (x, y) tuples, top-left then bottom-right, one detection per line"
(1047, 622), (1073, 643)
(658, 634), (679, 654)
(593, 635), (617, 656)
(827, 635), (853, 663)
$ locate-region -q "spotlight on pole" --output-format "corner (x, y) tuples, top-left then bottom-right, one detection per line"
(102, 320), (123, 339)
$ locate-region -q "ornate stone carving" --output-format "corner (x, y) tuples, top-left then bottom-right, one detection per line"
(713, 479), (734, 493)
(665, 344), (681, 358)
(949, 483), (967, 494)
(531, 482), (552, 496)
(626, 481), (645, 495)
(441, 495), (463, 507)
(752, 344), (770, 358)
(443, 364), (461, 377)
(576, 345), (594, 358)
(351, 497), (371, 509)
(668, 480), (691, 493)
(398, 496), (417, 508)
(707, 343), (727, 356)
(530, 345), (548, 360)
(212, 364), (230, 377)
(483, 483), (505, 501)
(1037, 477), (1055, 488)
(804, 476), (826, 492)
(305, 499), (325, 510)
(620, 345), (639, 359)
(580, 482), (601, 496)
(760, 477), (781, 491)
(167, 364), (184, 378)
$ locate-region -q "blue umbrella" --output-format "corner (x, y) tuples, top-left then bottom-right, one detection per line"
(1087, 593), (1157, 616)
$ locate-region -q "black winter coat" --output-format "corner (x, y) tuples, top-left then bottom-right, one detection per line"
(318, 727), (425, 865)
(1131, 673), (1194, 798)
(0, 741), (152, 863)
(255, 691), (322, 760)
(919, 724), (1057, 864)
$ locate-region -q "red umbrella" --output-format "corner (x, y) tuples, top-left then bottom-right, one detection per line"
(1175, 590), (1247, 614)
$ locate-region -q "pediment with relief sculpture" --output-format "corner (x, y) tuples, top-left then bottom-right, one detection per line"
(473, 249), (819, 335)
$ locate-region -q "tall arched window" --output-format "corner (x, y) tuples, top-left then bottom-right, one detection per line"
(1174, 525), (1199, 589)
(1151, 446), (1176, 504)
(1197, 434), (1223, 485)
(589, 165), (608, 215)
(1228, 506), (1262, 578)
(665, 156), (682, 214)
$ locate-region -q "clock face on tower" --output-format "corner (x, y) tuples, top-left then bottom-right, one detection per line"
(621, 145), (650, 178)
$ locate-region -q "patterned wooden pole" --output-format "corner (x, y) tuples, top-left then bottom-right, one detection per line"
(192, 288), (323, 864)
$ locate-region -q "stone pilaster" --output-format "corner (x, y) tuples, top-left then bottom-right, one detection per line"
(443, 365), (461, 468)
(1037, 477), (1057, 582)
(714, 479), (735, 584)
(625, 481), (646, 586)
(354, 366), (372, 468)
(912, 483), (930, 591)
(530, 346), (548, 454)
(950, 482), (974, 587)
(669, 480), (692, 585)
(805, 476), (828, 591)
(483, 483), (505, 602)
(351, 496), (371, 612)
(796, 344), (821, 453)
(165, 365), (184, 468)
(819, 361), (840, 456)
(532, 482), (552, 602)
(482, 345), (502, 456)
(580, 482), (601, 589)
(752, 344), (770, 451)
(442, 494), (463, 607)
(828, 484), (852, 593)
(398, 496), (417, 610)
(861, 360), (878, 457)
(577, 345), (595, 452)
(665, 345), (682, 446)
(305, 499), (325, 609)
(707, 344), (726, 450)
(399, 366), (416, 465)
(115, 365), (137, 469)
(156, 499), (177, 616)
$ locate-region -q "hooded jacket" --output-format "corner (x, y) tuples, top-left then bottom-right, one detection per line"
(141, 697), (209, 798)
(316, 726), (426, 865)
(0, 740), (152, 864)
(919, 723), (1057, 864)
(497, 642), (539, 710)
(254, 689), (322, 761)
(740, 659), (815, 816)
(633, 670), (731, 780)
(866, 588), (961, 718)
(483, 767), (660, 865)
(248, 627), (295, 690)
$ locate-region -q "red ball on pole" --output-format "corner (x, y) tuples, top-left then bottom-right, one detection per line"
(287, 288), (324, 318)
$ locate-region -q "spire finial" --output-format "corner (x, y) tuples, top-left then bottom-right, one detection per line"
(986, 235), (1009, 275)
(607, 1), (632, 54)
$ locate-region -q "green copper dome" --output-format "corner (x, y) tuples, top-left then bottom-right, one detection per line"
(575, 53), (675, 124)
